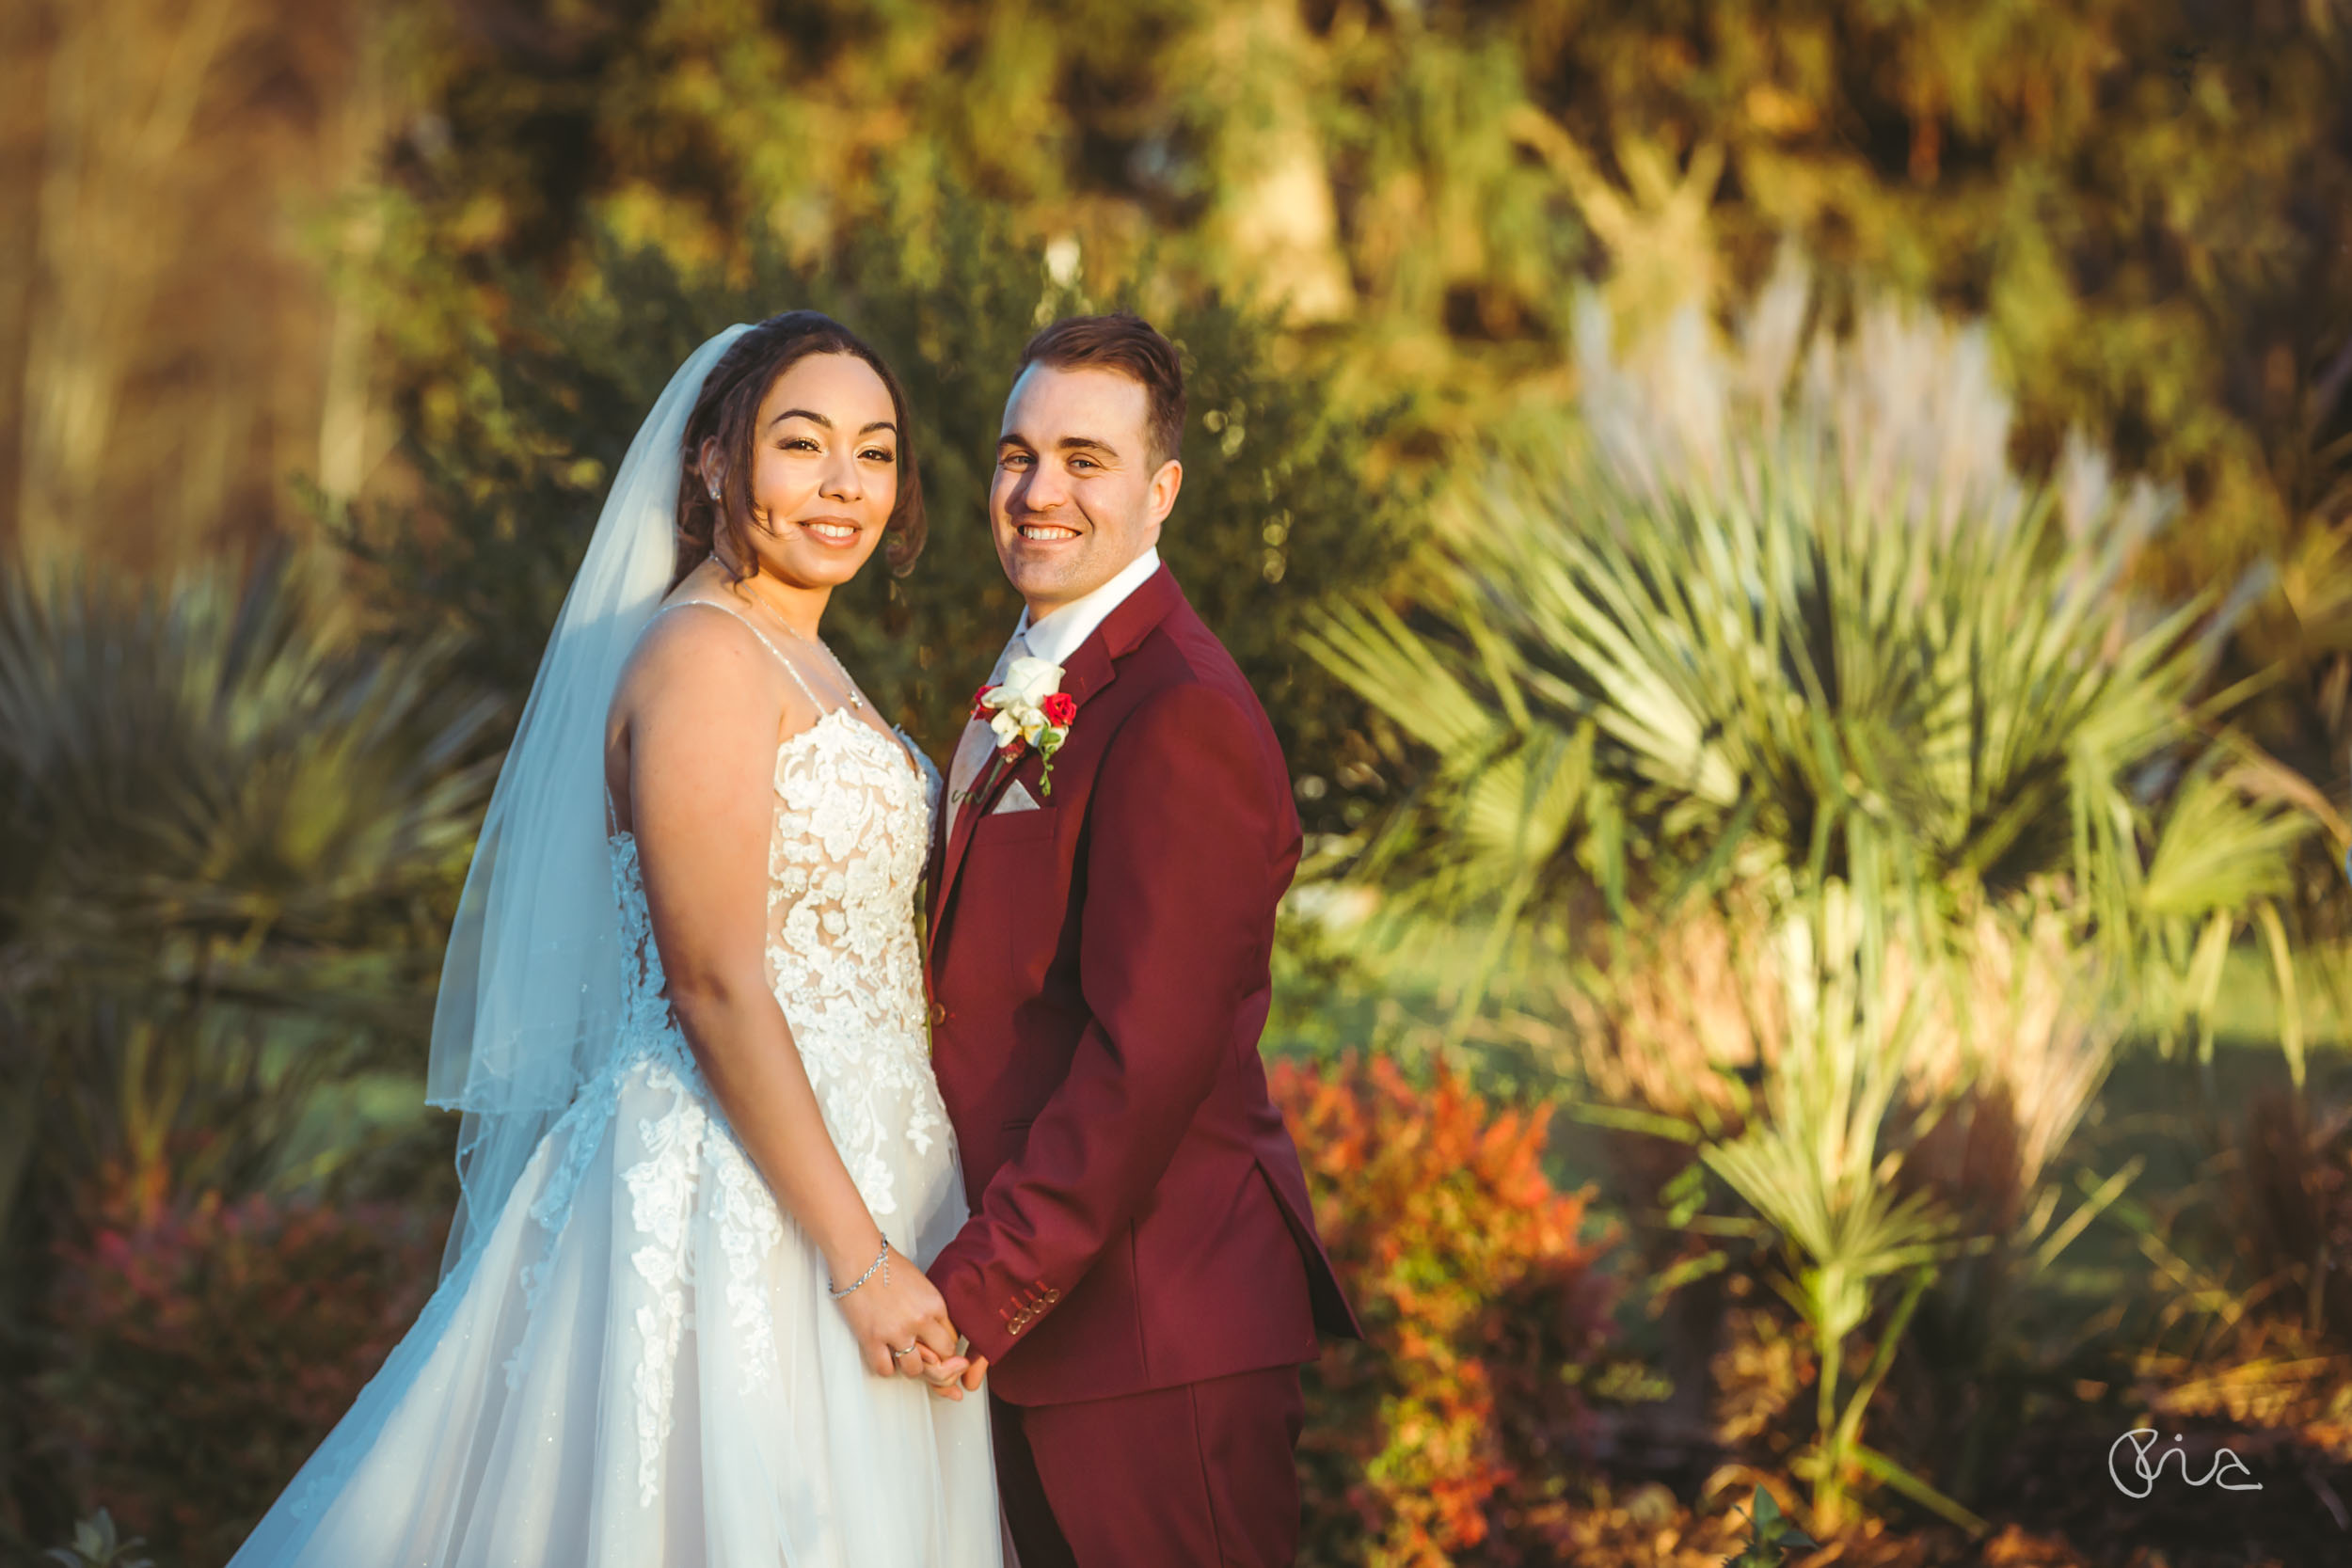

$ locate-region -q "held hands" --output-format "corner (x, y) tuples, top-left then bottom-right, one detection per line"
(828, 1242), (977, 1399)
(905, 1344), (979, 1401)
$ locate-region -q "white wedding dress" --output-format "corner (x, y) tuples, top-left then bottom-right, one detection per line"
(230, 601), (1001, 1568)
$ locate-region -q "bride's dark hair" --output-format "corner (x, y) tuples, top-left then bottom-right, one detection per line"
(672, 310), (927, 589)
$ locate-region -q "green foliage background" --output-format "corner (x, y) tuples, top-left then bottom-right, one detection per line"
(369, 0), (2352, 541)
(338, 0), (2352, 871)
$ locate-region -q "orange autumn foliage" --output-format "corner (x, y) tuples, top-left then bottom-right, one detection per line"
(1272, 1053), (1616, 1567)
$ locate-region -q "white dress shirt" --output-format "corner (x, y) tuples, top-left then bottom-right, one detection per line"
(1009, 545), (1163, 668)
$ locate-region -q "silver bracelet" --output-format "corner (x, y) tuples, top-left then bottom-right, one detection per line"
(828, 1241), (890, 1299)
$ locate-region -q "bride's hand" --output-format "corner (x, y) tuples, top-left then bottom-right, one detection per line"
(831, 1244), (966, 1380)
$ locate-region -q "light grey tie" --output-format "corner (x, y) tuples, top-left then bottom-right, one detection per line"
(946, 628), (1030, 840)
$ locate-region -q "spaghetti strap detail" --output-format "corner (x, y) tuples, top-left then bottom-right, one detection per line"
(656, 598), (829, 711)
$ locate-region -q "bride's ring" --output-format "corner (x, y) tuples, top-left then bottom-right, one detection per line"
(891, 1341), (919, 1363)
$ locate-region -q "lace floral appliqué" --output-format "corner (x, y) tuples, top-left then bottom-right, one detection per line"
(764, 712), (944, 1218)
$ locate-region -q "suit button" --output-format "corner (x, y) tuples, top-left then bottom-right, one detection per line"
(930, 1002), (946, 1026)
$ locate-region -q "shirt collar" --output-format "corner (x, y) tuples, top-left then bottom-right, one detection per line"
(1014, 546), (1163, 668)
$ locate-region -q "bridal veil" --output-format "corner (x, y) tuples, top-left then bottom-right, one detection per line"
(424, 324), (751, 1274)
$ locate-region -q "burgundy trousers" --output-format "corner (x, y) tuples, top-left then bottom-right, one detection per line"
(989, 1364), (1306, 1568)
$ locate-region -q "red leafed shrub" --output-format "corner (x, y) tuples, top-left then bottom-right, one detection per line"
(1272, 1053), (1617, 1568)
(32, 1192), (445, 1568)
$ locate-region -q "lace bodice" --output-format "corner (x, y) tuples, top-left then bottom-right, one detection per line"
(605, 697), (946, 1220)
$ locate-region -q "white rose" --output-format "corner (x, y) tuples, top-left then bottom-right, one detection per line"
(998, 656), (1065, 708)
(989, 709), (1023, 744)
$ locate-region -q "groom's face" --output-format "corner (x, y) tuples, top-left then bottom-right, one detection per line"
(991, 363), (1183, 617)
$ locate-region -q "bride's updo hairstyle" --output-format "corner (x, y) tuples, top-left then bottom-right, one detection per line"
(672, 310), (927, 589)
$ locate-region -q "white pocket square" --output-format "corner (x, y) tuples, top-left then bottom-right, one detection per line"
(992, 781), (1041, 815)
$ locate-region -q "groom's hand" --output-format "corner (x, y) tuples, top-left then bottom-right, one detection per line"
(907, 1344), (972, 1401)
(960, 1354), (988, 1394)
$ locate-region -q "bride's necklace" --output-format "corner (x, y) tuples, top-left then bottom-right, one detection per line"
(738, 586), (865, 711)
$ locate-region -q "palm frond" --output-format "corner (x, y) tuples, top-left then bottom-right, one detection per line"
(0, 548), (495, 1217)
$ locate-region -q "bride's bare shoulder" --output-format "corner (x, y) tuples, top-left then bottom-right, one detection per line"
(613, 598), (787, 726)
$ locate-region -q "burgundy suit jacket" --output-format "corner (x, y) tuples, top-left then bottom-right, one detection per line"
(923, 565), (1360, 1406)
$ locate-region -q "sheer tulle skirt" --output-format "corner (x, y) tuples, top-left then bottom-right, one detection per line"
(228, 1048), (1001, 1568)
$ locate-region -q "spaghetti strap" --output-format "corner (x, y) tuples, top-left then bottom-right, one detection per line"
(656, 598), (831, 712)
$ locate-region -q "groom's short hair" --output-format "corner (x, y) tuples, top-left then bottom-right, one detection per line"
(1017, 312), (1186, 467)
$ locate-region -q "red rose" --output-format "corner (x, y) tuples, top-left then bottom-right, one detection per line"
(970, 685), (996, 721)
(1042, 691), (1078, 727)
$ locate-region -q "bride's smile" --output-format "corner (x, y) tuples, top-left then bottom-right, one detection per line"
(798, 515), (864, 546)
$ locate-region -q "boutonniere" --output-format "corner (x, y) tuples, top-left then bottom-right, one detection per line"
(972, 656), (1080, 797)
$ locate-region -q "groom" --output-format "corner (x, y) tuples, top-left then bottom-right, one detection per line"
(922, 312), (1359, 1567)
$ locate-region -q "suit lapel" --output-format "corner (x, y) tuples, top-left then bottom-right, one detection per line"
(940, 742), (1024, 907)
(926, 565), (1182, 953)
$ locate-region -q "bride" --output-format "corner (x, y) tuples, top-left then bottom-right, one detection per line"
(230, 315), (1003, 1566)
